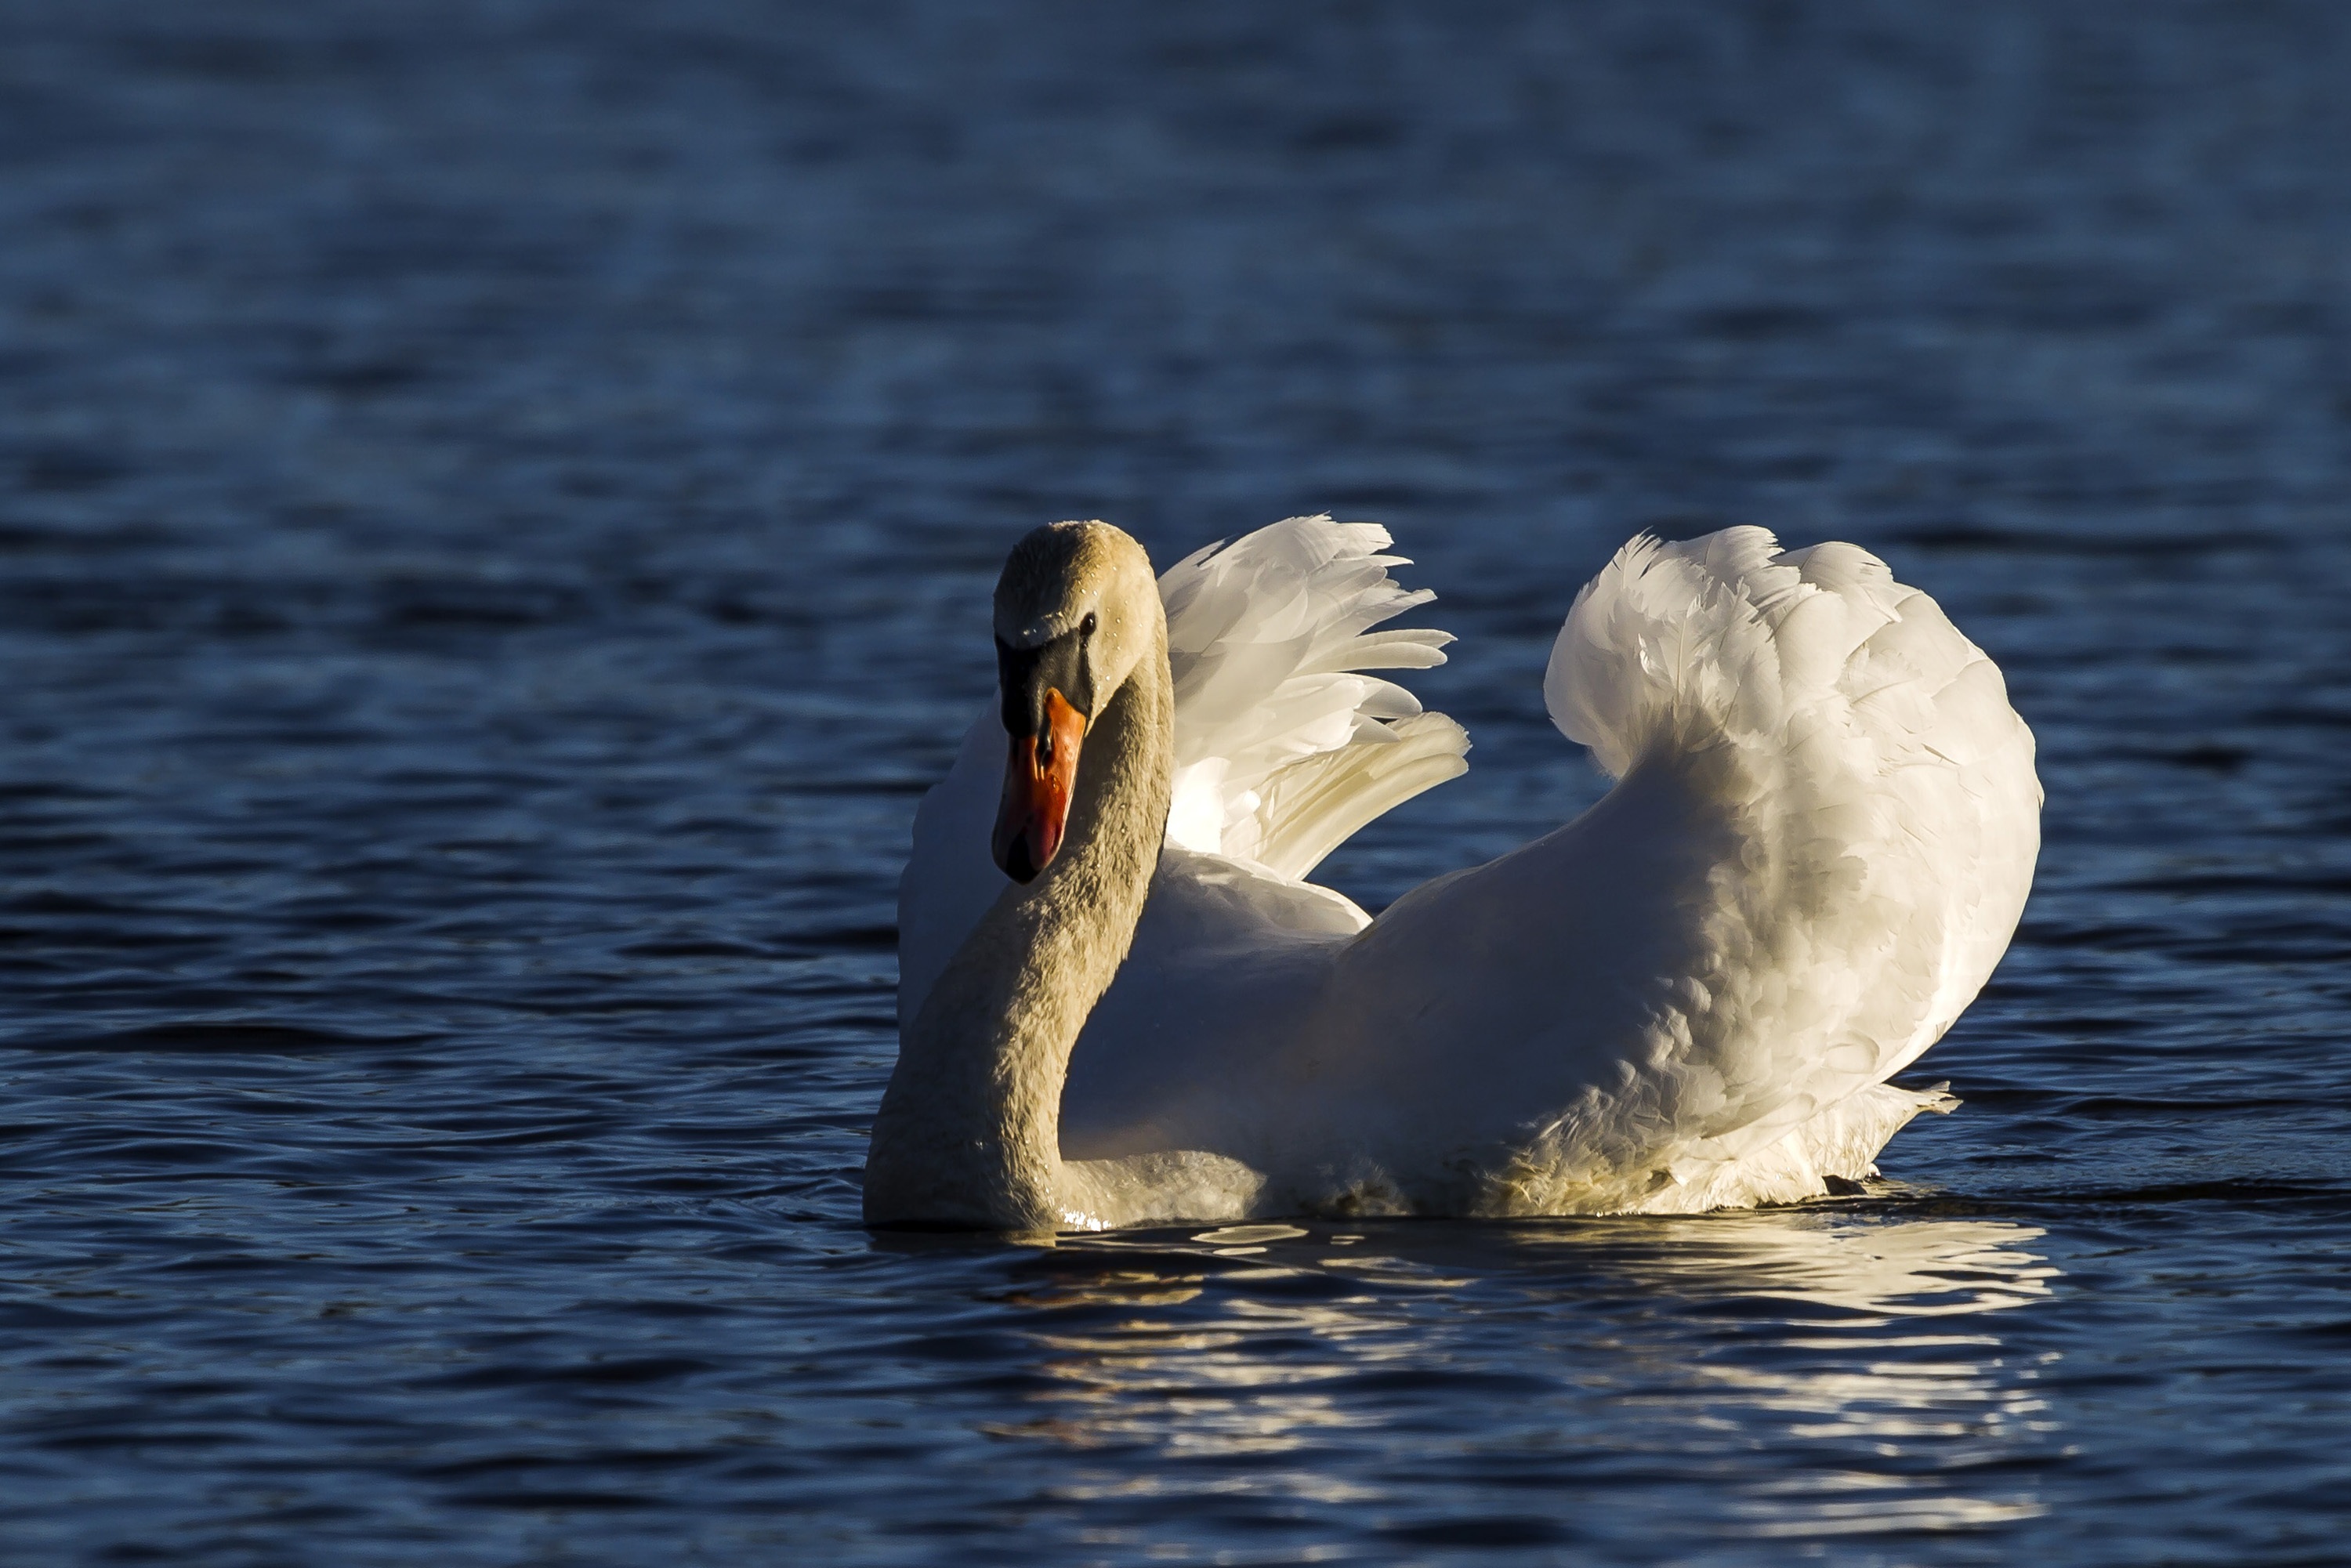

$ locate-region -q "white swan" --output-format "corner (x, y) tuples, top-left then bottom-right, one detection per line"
(867, 516), (2040, 1231)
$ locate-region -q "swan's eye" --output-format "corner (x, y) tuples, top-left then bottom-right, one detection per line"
(1080, 612), (1097, 637)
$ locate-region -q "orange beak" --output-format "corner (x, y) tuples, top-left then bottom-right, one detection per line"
(991, 687), (1086, 882)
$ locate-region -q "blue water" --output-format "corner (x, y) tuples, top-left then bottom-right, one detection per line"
(4, 2), (2349, 1561)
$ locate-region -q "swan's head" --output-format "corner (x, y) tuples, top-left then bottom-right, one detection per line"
(989, 520), (1158, 882)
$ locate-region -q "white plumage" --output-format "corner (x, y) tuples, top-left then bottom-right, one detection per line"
(894, 516), (2038, 1223)
(1160, 521), (1469, 879)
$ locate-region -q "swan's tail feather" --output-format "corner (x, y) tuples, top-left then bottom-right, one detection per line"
(1161, 515), (1467, 877)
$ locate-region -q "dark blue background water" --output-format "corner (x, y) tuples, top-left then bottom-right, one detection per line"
(4, 2), (2349, 1562)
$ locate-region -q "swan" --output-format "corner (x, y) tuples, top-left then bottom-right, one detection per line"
(866, 516), (2039, 1231)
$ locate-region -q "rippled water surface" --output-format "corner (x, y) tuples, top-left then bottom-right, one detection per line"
(5, 2), (2350, 1562)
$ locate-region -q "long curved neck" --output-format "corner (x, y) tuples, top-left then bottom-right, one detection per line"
(865, 624), (1172, 1230)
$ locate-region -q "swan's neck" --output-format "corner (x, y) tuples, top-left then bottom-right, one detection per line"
(865, 632), (1172, 1229)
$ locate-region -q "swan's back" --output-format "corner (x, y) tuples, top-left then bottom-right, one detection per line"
(1300, 527), (2040, 1213)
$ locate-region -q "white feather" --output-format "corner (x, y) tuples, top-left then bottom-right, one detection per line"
(900, 521), (2040, 1222)
(1160, 515), (1470, 878)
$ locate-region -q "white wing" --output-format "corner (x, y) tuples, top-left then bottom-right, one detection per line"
(897, 516), (1467, 1027)
(1159, 516), (1469, 879)
(1065, 527), (2040, 1218)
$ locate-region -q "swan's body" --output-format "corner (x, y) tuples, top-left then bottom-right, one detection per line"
(869, 518), (2039, 1230)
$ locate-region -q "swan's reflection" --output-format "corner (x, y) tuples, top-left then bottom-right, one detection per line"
(981, 1210), (2061, 1541)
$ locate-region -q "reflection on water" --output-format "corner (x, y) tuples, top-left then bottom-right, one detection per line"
(984, 1212), (2060, 1545)
(1541, 1211), (2059, 1317)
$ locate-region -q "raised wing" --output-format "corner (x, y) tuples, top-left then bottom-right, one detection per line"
(1159, 516), (1468, 878)
(1300, 528), (2040, 1211)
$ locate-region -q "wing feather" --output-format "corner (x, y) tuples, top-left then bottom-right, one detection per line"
(1161, 514), (1467, 878)
(1308, 527), (2038, 1211)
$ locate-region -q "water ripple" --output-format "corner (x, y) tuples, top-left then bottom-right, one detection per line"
(2, 1), (2349, 1562)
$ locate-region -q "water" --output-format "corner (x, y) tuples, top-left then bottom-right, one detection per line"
(3, 2), (2349, 1561)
